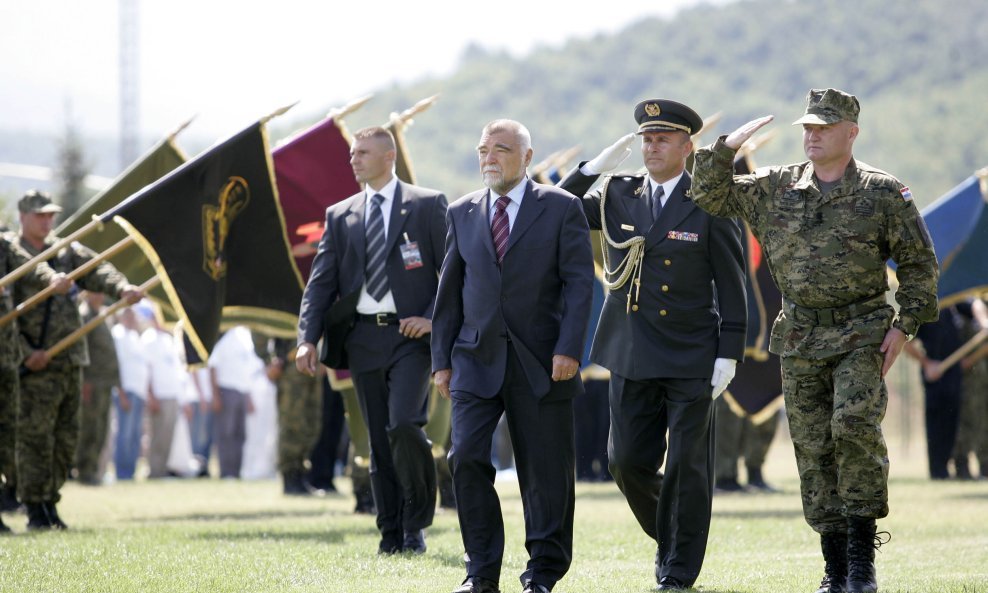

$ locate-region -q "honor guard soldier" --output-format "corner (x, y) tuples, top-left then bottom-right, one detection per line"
(559, 99), (747, 590)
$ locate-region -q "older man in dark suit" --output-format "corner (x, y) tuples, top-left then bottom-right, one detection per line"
(432, 119), (593, 593)
(296, 126), (447, 556)
(558, 99), (747, 590)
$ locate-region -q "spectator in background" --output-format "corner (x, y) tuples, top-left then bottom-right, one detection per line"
(186, 364), (214, 478)
(138, 302), (185, 479)
(111, 306), (149, 481)
(209, 326), (261, 479)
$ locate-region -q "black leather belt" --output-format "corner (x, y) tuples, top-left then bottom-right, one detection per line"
(784, 293), (887, 327)
(356, 313), (399, 326)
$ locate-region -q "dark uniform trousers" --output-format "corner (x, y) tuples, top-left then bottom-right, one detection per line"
(17, 362), (82, 503)
(348, 321), (436, 540)
(608, 373), (714, 584)
(449, 342), (575, 587)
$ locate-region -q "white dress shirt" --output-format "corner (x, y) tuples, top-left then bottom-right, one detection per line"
(356, 176), (399, 315)
(487, 177), (528, 231)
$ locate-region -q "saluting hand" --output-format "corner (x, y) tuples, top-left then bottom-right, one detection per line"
(585, 133), (637, 175)
(725, 115), (774, 151)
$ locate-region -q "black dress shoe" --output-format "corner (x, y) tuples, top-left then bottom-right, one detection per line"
(378, 536), (402, 555)
(402, 529), (427, 555)
(522, 581), (550, 593)
(452, 576), (500, 593)
(657, 575), (688, 590)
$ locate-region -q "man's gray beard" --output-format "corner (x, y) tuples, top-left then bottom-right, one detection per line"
(482, 171), (502, 192)
(484, 171), (520, 195)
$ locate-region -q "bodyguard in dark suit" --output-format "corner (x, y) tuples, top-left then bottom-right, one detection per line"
(432, 119), (593, 593)
(296, 126), (446, 555)
(558, 100), (747, 590)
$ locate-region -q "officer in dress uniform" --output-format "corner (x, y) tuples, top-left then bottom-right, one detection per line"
(559, 99), (747, 590)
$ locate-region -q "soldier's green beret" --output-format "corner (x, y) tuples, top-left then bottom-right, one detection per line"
(792, 88), (860, 126)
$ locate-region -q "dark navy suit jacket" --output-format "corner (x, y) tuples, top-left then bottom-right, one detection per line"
(431, 179), (593, 400)
(297, 181), (447, 368)
(559, 167), (747, 381)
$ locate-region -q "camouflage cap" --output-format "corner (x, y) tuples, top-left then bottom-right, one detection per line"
(17, 190), (63, 214)
(792, 88), (860, 126)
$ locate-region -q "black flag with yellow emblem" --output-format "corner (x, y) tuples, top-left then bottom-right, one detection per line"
(105, 120), (303, 359)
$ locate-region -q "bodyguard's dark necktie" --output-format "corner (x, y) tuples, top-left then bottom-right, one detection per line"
(491, 195), (511, 264)
(364, 194), (389, 301)
(651, 184), (665, 222)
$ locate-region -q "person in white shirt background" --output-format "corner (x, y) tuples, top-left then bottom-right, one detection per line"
(110, 306), (149, 481)
(136, 301), (187, 479)
(208, 326), (261, 478)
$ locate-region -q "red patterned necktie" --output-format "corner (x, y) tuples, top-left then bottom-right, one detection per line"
(491, 195), (511, 264)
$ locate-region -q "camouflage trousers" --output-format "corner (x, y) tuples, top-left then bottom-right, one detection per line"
(782, 344), (889, 534)
(74, 380), (114, 483)
(953, 362), (988, 472)
(0, 366), (17, 489)
(16, 363), (82, 504)
(277, 367), (323, 474)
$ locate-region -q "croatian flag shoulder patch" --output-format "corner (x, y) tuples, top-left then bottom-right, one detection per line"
(899, 187), (913, 202)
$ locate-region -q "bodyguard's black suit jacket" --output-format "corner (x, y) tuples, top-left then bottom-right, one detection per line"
(297, 181), (448, 364)
(559, 168), (746, 381)
(431, 179), (594, 400)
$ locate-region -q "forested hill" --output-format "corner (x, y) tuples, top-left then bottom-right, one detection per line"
(299, 0), (988, 206)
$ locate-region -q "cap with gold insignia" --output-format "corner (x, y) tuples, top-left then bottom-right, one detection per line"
(634, 99), (703, 136)
(18, 190), (63, 214)
(792, 88), (860, 126)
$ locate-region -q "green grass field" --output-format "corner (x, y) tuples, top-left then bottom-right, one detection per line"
(1, 433), (986, 593)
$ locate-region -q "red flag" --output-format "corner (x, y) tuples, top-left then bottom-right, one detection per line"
(273, 117), (359, 281)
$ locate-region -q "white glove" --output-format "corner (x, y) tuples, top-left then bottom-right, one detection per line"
(710, 358), (737, 399)
(584, 133), (637, 175)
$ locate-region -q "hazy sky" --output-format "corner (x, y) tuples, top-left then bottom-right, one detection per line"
(0, 0), (728, 139)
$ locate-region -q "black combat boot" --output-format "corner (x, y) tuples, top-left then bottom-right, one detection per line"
(747, 466), (779, 492)
(45, 502), (68, 529)
(815, 532), (847, 593)
(846, 517), (889, 593)
(283, 471), (307, 496)
(0, 485), (20, 512)
(25, 503), (52, 531)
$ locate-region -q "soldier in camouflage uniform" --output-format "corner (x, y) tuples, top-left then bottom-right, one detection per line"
(692, 90), (939, 593)
(951, 297), (988, 479)
(0, 231), (67, 533)
(74, 292), (120, 485)
(270, 339), (324, 495)
(14, 190), (142, 531)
